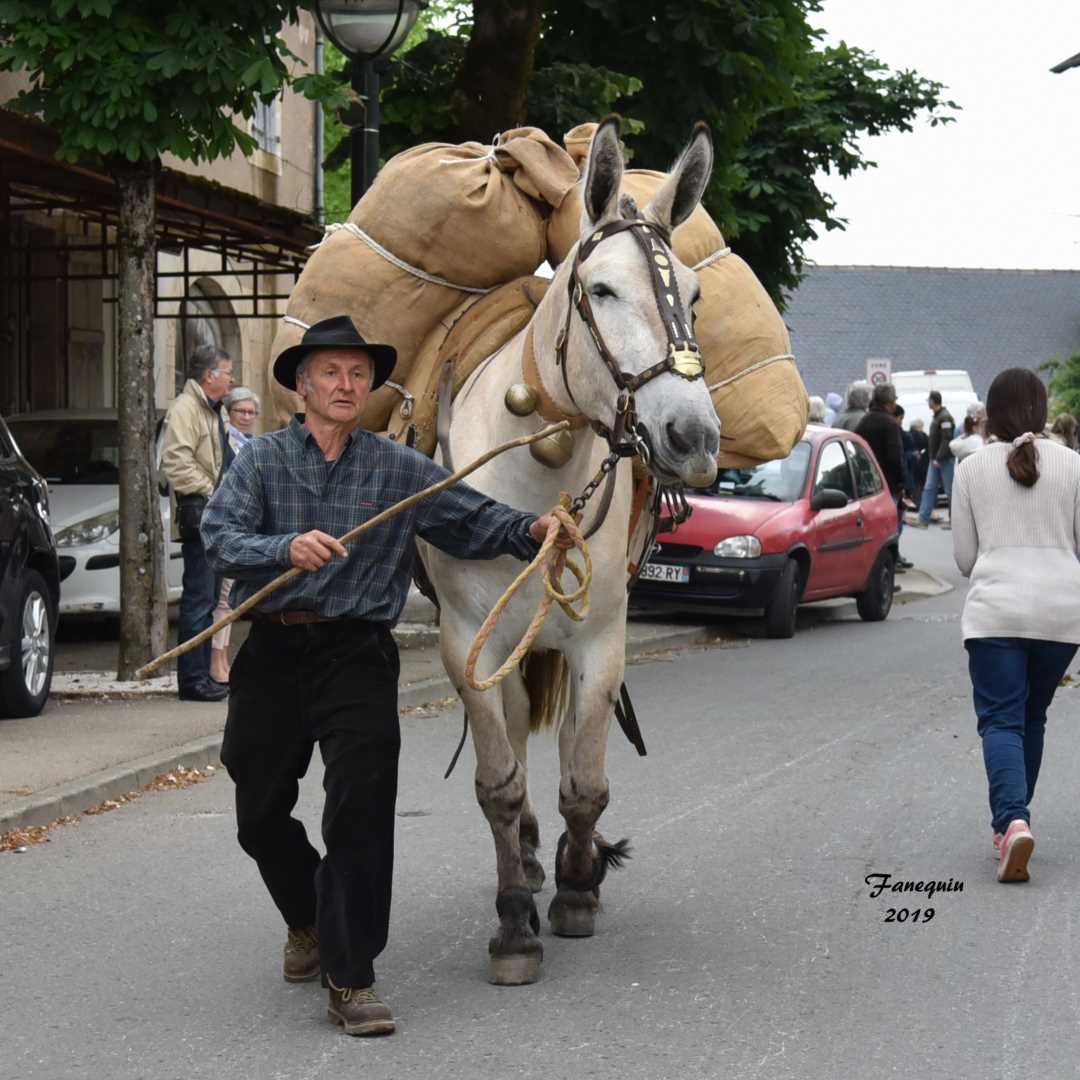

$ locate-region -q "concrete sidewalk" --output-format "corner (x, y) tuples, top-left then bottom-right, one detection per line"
(1, 568), (950, 835)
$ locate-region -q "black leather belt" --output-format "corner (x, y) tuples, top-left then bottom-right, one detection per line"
(248, 610), (339, 625)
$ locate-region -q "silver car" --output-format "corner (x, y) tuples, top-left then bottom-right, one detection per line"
(5, 410), (183, 616)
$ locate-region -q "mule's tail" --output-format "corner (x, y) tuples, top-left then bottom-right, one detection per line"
(522, 648), (571, 733)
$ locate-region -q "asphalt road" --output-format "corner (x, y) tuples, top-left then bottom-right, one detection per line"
(6, 527), (1080, 1080)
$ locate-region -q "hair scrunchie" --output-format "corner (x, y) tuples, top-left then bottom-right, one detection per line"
(1012, 432), (1037, 448)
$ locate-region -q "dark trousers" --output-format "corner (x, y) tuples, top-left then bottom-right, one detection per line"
(177, 539), (217, 691)
(221, 619), (400, 988)
(966, 637), (1077, 834)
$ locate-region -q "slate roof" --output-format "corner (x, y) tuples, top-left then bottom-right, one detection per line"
(782, 265), (1080, 401)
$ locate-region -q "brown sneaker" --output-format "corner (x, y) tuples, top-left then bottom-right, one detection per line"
(327, 982), (395, 1037)
(283, 926), (320, 983)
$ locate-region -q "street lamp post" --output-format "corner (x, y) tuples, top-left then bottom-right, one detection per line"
(314, 0), (423, 207)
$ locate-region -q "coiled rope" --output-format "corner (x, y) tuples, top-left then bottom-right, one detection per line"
(464, 496), (592, 692)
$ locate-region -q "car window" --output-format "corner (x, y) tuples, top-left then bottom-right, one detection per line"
(708, 441), (812, 502)
(6, 419), (120, 484)
(814, 439), (855, 500)
(848, 441), (884, 498)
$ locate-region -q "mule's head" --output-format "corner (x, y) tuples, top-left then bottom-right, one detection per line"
(563, 117), (721, 488)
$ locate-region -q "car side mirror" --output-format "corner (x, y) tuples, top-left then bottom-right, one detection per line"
(811, 487), (849, 511)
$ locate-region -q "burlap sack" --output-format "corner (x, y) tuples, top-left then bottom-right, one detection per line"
(548, 124), (808, 466)
(269, 128), (578, 431)
(387, 277), (550, 455)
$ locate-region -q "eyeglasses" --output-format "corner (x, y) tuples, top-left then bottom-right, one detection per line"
(231, 408), (257, 418)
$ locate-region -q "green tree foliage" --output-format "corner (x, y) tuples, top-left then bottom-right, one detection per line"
(0, 0), (345, 677)
(1041, 354), (1080, 418)
(0, 0), (344, 164)
(359, 0), (957, 305)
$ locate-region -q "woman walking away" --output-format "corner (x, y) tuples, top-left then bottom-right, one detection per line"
(952, 368), (1080, 883)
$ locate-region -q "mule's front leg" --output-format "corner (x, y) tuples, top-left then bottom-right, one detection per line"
(476, 755), (543, 984)
(441, 621), (542, 985)
(549, 638), (625, 938)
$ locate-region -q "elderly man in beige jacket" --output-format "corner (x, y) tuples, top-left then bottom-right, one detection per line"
(161, 343), (234, 701)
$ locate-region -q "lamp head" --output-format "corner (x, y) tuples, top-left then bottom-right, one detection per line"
(315, 0), (423, 60)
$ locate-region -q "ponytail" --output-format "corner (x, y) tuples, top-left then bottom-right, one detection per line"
(986, 369), (1048, 489)
(1007, 440), (1040, 488)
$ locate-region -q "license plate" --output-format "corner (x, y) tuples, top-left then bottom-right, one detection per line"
(640, 562), (690, 584)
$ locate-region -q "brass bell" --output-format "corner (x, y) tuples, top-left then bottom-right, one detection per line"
(504, 382), (539, 417)
(529, 428), (575, 469)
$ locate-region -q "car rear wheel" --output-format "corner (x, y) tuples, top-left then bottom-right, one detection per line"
(764, 558), (801, 639)
(0, 570), (56, 719)
(856, 549), (895, 622)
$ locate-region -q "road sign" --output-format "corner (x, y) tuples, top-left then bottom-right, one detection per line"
(866, 357), (892, 386)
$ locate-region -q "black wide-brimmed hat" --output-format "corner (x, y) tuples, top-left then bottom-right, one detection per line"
(273, 315), (397, 392)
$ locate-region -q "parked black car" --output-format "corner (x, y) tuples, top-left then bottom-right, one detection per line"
(0, 416), (59, 718)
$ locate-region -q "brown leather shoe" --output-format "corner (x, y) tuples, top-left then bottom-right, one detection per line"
(283, 926), (320, 983)
(327, 983), (395, 1036)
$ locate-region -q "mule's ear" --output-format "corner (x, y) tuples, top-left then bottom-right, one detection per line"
(645, 122), (713, 231)
(582, 115), (624, 227)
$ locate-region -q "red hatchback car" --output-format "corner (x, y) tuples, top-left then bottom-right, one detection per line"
(631, 425), (899, 637)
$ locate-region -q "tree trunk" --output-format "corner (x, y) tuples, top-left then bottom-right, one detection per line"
(112, 160), (167, 680)
(449, 0), (545, 141)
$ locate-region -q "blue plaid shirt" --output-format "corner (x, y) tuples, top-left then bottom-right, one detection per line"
(202, 418), (540, 624)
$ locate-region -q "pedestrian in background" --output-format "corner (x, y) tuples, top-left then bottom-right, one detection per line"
(161, 343), (234, 702)
(807, 395), (827, 423)
(834, 381), (871, 431)
(856, 383), (913, 570)
(824, 391), (843, 426)
(952, 368), (1080, 883)
(908, 417), (929, 508)
(1048, 413), (1077, 450)
(949, 414), (985, 463)
(912, 390), (955, 528)
(208, 386), (261, 686)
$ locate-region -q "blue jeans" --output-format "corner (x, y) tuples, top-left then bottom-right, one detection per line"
(177, 539), (218, 691)
(966, 637), (1078, 833)
(917, 457), (954, 524)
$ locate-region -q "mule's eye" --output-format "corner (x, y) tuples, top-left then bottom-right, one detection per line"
(590, 283), (617, 300)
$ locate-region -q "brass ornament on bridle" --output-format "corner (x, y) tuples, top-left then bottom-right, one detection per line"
(552, 215), (706, 455)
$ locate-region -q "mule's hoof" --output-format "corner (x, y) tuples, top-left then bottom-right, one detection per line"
(488, 952), (541, 986)
(547, 892), (597, 938)
(524, 859), (546, 894)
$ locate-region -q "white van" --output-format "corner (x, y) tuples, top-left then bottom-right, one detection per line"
(890, 370), (979, 432)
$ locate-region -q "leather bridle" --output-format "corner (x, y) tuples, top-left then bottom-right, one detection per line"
(554, 216), (706, 458)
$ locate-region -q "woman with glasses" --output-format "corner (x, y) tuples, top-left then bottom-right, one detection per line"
(210, 387), (261, 685)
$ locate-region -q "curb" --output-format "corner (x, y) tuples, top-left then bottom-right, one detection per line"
(3, 624), (725, 834)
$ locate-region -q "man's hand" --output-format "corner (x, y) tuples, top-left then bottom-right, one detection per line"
(530, 514), (575, 551)
(289, 530), (348, 571)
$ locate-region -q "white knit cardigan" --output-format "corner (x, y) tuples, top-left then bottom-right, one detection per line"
(952, 439), (1080, 643)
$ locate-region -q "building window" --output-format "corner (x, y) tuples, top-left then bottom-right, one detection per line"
(252, 96), (280, 156)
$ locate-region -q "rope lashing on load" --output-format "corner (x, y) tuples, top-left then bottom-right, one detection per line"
(463, 494), (592, 692)
(708, 353), (796, 393)
(692, 246), (731, 271)
(311, 222), (495, 295)
(133, 421), (574, 681)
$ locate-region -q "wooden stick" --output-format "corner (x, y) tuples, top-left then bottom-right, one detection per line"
(134, 420), (572, 681)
